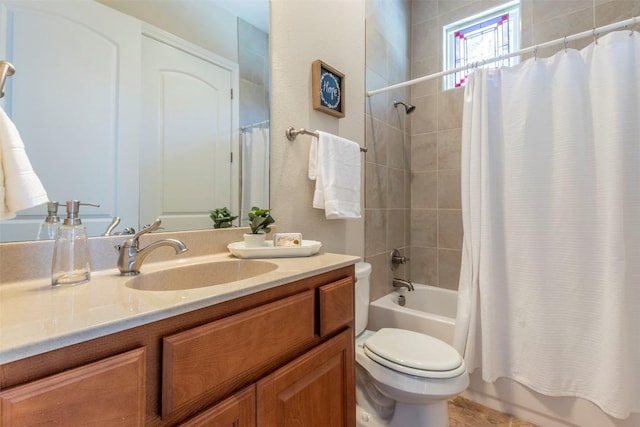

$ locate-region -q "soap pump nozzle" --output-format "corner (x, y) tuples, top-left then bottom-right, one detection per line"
(44, 201), (61, 223)
(36, 201), (61, 240)
(62, 200), (100, 226)
(51, 200), (100, 287)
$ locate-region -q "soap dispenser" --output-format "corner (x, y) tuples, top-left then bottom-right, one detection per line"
(51, 200), (99, 286)
(36, 201), (61, 240)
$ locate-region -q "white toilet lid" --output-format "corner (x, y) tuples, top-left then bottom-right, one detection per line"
(364, 328), (465, 378)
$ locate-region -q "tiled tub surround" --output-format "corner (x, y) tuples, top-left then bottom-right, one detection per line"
(365, 0), (640, 296)
(406, 0), (640, 293)
(0, 228), (359, 363)
(366, 1), (640, 425)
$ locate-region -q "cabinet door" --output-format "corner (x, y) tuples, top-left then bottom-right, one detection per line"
(163, 290), (315, 417)
(256, 329), (355, 427)
(178, 385), (255, 427)
(0, 348), (146, 426)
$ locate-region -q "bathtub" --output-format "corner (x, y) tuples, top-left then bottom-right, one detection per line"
(367, 283), (457, 345)
(367, 285), (640, 427)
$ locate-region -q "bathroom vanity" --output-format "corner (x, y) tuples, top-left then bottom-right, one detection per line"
(0, 231), (358, 426)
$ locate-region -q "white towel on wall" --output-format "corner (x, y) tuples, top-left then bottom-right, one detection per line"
(0, 106), (48, 220)
(308, 131), (361, 219)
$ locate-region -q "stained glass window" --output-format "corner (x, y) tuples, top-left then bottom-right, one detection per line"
(443, 2), (520, 89)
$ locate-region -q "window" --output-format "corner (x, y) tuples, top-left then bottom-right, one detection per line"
(443, 1), (520, 89)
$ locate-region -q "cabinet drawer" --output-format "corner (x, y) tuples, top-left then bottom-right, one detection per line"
(318, 277), (354, 337)
(0, 348), (146, 427)
(178, 385), (255, 427)
(163, 290), (315, 417)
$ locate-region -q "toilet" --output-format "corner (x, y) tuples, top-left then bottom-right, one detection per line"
(354, 262), (469, 427)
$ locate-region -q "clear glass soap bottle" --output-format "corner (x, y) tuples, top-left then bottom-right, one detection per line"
(51, 200), (99, 286)
(36, 201), (61, 240)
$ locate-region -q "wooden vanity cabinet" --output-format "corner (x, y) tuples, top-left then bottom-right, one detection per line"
(257, 329), (353, 427)
(162, 291), (316, 417)
(0, 264), (355, 426)
(177, 385), (256, 427)
(0, 348), (146, 426)
(176, 330), (353, 427)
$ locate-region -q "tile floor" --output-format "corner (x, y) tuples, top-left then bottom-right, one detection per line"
(449, 397), (539, 427)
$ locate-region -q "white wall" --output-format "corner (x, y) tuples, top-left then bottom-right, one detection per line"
(98, 0), (238, 62)
(270, 0), (365, 257)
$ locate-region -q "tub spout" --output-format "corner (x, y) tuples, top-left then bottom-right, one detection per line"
(392, 277), (414, 291)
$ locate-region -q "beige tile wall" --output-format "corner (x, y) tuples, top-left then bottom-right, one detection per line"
(367, 0), (640, 295)
(409, 0), (640, 290)
(365, 0), (412, 300)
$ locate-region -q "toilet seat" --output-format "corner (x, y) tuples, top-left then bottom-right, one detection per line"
(364, 328), (465, 379)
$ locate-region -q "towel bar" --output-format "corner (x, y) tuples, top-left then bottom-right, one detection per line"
(286, 126), (368, 153)
(0, 61), (15, 99)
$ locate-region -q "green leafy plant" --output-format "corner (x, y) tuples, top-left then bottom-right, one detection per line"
(247, 206), (275, 234)
(209, 207), (238, 229)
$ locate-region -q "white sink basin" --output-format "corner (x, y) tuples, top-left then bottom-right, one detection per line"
(125, 259), (278, 291)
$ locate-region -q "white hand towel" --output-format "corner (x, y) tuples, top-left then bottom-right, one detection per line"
(0, 106), (48, 220)
(308, 131), (361, 219)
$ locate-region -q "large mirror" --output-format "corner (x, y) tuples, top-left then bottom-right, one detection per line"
(0, 0), (269, 242)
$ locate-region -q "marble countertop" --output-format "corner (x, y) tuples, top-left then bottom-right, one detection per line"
(0, 251), (359, 364)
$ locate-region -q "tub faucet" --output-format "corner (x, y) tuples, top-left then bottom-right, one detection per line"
(392, 277), (414, 292)
(115, 219), (188, 276)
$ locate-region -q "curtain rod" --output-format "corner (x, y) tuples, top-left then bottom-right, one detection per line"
(367, 15), (639, 97)
(240, 119), (270, 131)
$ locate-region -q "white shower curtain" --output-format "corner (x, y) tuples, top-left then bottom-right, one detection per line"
(241, 127), (270, 223)
(454, 31), (640, 419)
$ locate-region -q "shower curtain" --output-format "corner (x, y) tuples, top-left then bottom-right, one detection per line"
(240, 127), (270, 223)
(454, 31), (640, 419)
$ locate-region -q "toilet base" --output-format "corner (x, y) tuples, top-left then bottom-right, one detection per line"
(356, 404), (388, 427)
(357, 400), (450, 427)
(389, 400), (449, 427)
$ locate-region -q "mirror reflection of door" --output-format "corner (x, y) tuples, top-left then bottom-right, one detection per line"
(0, 0), (141, 241)
(140, 31), (237, 232)
(0, 0), (261, 242)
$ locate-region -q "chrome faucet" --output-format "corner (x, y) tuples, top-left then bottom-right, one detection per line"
(392, 277), (415, 291)
(390, 249), (409, 270)
(102, 216), (135, 236)
(115, 219), (188, 276)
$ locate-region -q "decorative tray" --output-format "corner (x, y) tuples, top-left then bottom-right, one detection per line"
(227, 240), (322, 259)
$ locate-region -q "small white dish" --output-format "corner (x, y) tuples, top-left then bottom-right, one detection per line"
(228, 240), (322, 258)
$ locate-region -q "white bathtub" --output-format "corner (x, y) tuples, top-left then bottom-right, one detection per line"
(367, 284), (457, 345)
(366, 285), (640, 427)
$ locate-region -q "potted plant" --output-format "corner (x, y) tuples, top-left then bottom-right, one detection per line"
(209, 207), (238, 229)
(244, 206), (275, 247)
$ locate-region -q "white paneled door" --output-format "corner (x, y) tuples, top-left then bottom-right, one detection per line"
(140, 33), (234, 232)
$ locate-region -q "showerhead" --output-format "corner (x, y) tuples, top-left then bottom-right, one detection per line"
(393, 100), (416, 114)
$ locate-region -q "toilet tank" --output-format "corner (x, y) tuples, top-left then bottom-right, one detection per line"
(355, 262), (372, 336)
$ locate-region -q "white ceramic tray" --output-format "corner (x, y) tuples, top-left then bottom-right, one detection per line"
(227, 240), (322, 259)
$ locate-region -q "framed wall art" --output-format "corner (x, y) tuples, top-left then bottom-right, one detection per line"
(312, 60), (345, 118)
